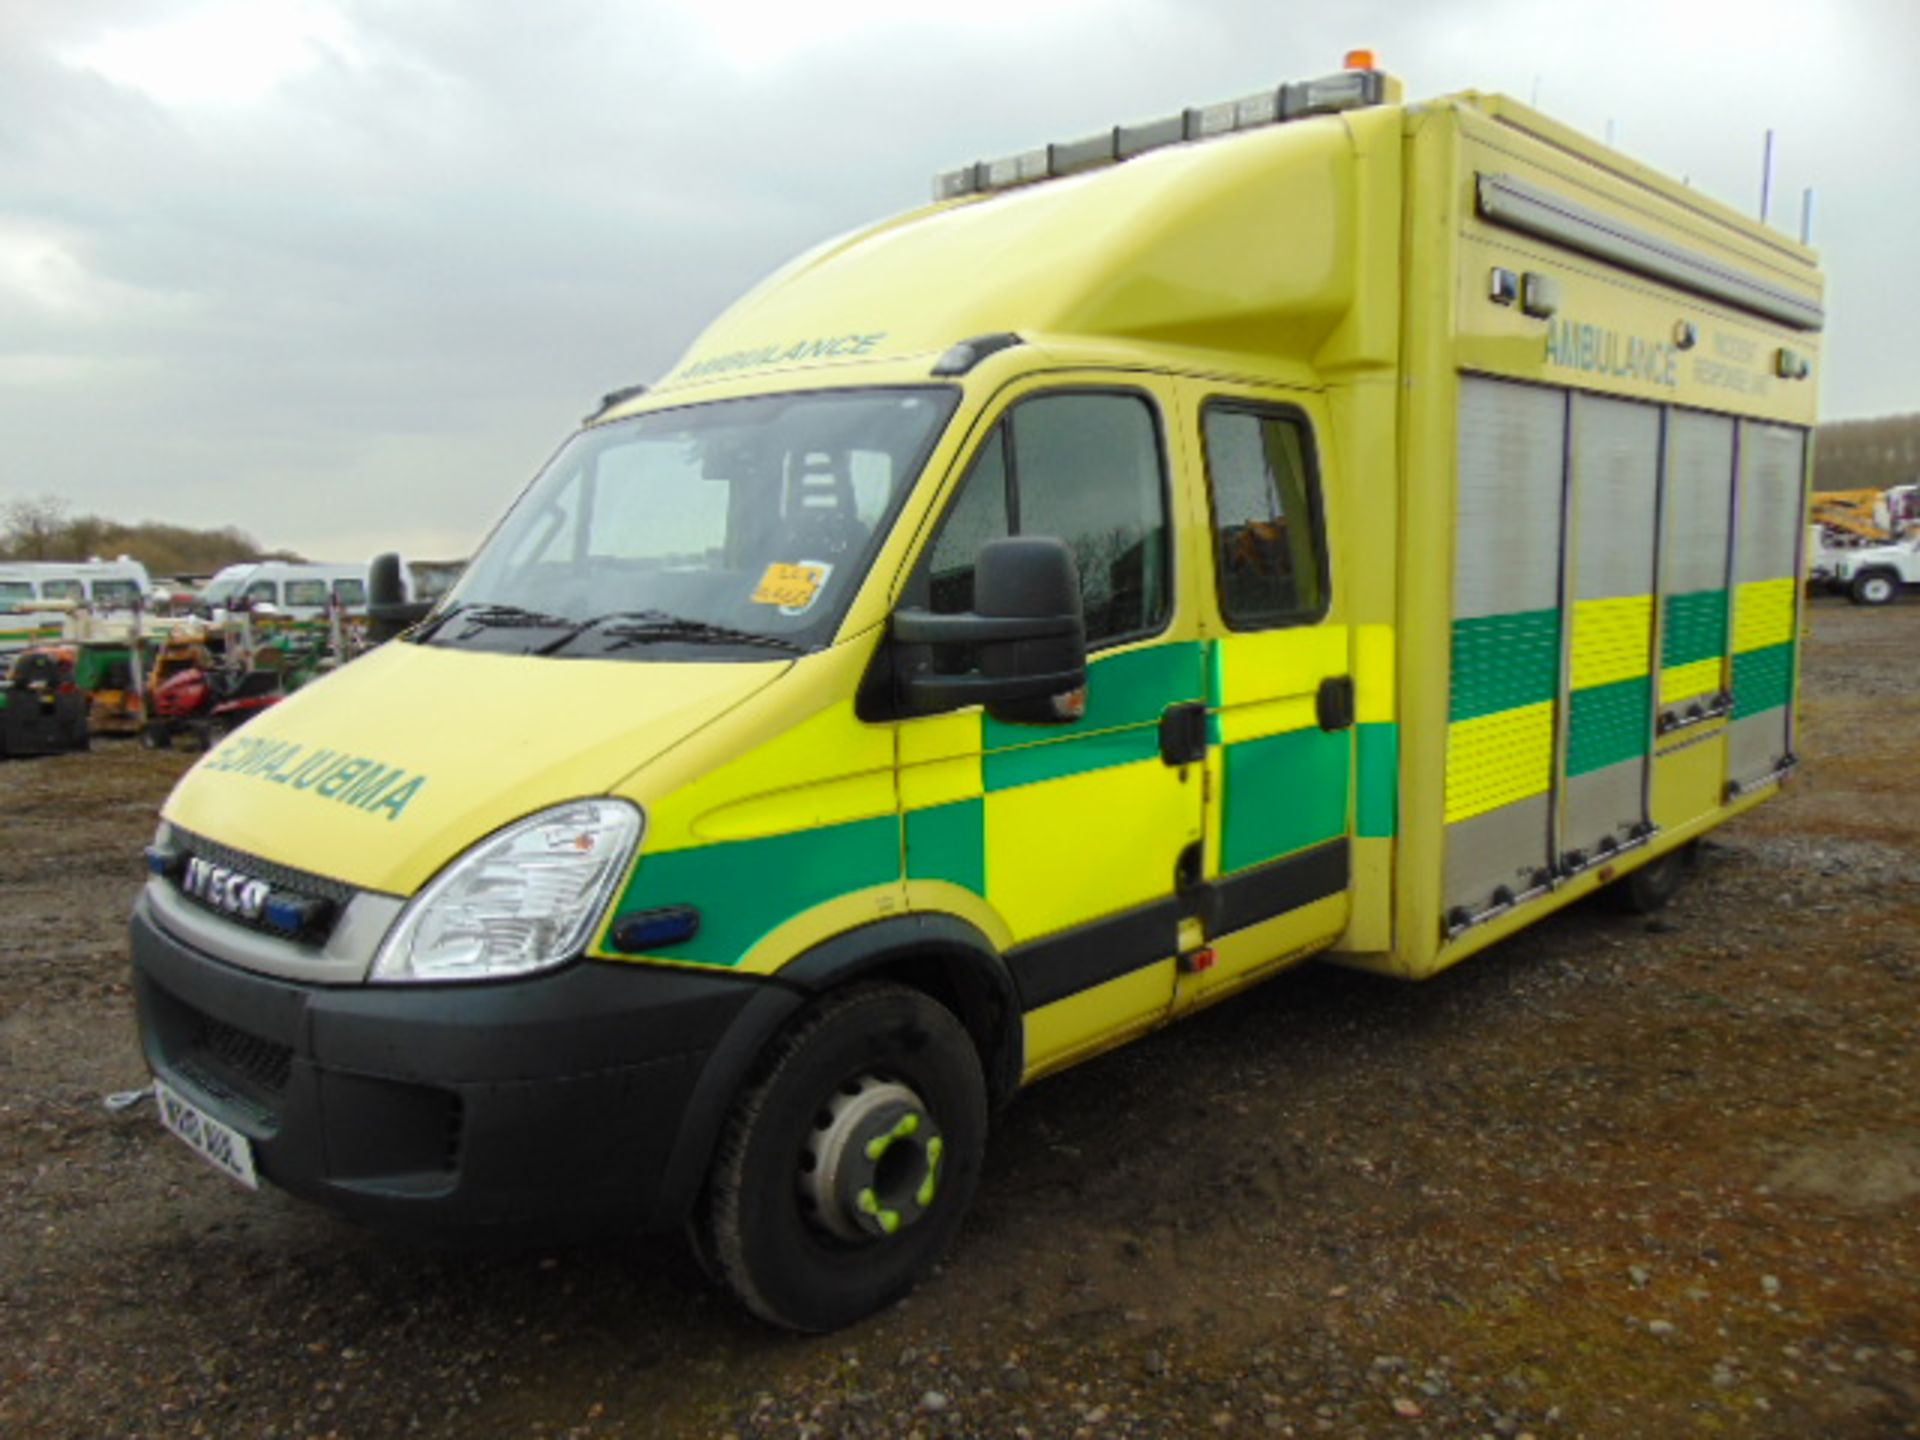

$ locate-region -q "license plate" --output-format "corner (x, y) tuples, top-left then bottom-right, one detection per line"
(154, 1080), (259, 1190)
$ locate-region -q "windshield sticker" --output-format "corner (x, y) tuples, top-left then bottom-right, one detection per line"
(779, 562), (833, 616)
(752, 562), (828, 611)
(199, 736), (428, 822)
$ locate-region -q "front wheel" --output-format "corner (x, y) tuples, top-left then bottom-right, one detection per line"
(1851, 571), (1899, 606)
(696, 983), (987, 1332)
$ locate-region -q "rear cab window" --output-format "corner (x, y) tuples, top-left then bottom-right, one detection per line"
(1199, 401), (1329, 629)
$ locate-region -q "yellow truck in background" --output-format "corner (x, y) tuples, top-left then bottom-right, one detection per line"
(131, 58), (1822, 1331)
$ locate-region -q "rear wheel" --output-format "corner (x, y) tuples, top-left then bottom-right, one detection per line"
(1851, 571), (1898, 606)
(696, 983), (987, 1332)
(1609, 842), (1695, 914)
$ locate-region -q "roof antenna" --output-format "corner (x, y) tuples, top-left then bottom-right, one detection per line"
(1800, 186), (1815, 244)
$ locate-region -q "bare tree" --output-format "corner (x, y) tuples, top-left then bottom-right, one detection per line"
(0, 496), (73, 560)
(1817, 412), (1920, 493)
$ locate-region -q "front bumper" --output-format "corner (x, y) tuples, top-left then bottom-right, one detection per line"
(131, 893), (779, 1237)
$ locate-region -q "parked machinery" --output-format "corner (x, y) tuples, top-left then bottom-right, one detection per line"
(1810, 484), (1920, 604)
(142, 636), (289, 751)
(0, 646), (91, 758)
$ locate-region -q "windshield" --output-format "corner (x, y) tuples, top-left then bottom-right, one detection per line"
(428, 387), (958, 658)
(200, 573), (247, 606)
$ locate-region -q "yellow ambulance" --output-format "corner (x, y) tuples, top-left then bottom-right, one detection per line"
(132, 57), (1822, 1330)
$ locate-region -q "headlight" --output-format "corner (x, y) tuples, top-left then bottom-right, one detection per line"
(371, 799), (643, 983)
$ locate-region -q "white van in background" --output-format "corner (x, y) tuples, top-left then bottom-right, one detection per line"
(0, 558), (155, 611)
(197, 562), (371, 621)
(1, 559), (155, 658)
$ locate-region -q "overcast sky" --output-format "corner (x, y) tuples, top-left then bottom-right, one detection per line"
(4, 0), (1914, 561)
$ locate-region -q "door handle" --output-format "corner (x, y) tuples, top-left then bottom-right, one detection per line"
(1316, 676), (1355, 732)
(1159, 701), (1208, 766)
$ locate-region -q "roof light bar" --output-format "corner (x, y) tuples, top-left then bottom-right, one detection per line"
(933, 67), (1389, 201)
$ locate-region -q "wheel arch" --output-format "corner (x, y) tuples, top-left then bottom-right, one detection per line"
(644, 913), (1020, 1232)
(777, 913), (1023, 1107)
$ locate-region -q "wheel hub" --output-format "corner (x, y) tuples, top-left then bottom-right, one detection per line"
(799, 1075), (945, 1242)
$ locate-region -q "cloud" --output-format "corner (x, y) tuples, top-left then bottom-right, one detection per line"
(60, 0), (357, 107)
(0, 0), (1914, 560)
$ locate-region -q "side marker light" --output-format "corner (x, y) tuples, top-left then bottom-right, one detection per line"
(610, 906), (701, 953)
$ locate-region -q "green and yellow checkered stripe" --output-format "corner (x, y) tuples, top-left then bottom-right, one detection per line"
(612, 632), (1368, 969)
(1731, 576), (1796, 719)
(1565, 595), (1652, 777)
(906, 632), (1357, 938)
(1206, 628), (1354, 873)
(903, 643), (1203, 945)
(1446, 596), (1658, 822)
(1445, 608), (1559, 823)
(1659, 588), (1728, 707)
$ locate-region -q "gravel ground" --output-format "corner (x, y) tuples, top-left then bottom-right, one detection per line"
(2, 598), (1917, 1439)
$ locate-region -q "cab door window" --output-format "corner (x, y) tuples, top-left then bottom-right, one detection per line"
(926, 391), (1169, 646)
(243, 580), (279, 605)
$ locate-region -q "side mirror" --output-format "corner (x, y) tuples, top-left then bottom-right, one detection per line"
(891, 536), (1087, 723)
(368, 551), (431, 642)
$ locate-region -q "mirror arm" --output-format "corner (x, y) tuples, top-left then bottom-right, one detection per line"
(369, 601), (432, 625)
(892, 608), (1079, 646)
(903, 667), (1087, 711)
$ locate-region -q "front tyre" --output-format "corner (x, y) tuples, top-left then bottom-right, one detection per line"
(1851, 571), (1898, 606)
(697, 983), (987, 1332)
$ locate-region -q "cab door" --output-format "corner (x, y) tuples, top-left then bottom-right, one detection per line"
(895, 377), (1205, 1077)
(1179, 389), (1352, 1006)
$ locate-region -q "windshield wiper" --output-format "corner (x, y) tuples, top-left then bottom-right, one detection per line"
(538, 609), (805, 656)
(442, 603), (578, 640)
(407, 601), (471, 643)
